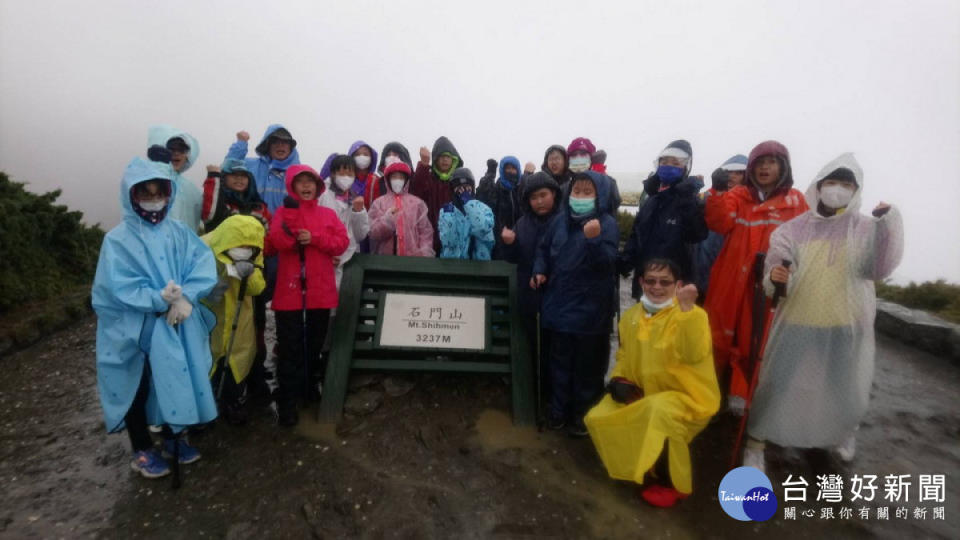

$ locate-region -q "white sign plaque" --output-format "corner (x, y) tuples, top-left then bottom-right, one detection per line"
(378, 293), (486, 350)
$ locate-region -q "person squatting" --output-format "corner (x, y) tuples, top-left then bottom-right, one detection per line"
(92, 128), (903, 507)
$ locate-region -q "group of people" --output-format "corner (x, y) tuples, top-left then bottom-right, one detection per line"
(92, 124), (903, 509)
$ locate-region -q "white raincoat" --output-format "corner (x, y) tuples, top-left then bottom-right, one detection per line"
(747, 153), (904, 447)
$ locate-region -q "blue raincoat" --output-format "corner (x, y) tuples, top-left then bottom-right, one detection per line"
(92, 157), (218, 434)
(438, 199), (495, 260)
(147, 125), (203, 233)
(225, 124), (301, 214)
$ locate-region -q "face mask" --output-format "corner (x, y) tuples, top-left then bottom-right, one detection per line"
(354, 155), (371, 169)
(568, 196), (595, 215)
(334, 175), (354, 192)
(140, 200), (166, 212)
(820, 184), (854, 209)
(384, 155), (401, 167)
(227, 247), (254, 261)
(390, 178), (406, 194)
(656, 165), (685, 185)
(640, 294), (674, 313)
(569, 156), (591, 173)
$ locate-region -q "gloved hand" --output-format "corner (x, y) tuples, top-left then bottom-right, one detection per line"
(207, 278), (229, 304)
(234, 260), (255, 279)
(148, 145), (172, 164)
(711, 168), (730, 192)
(608, 377), (643, 404)
(165, 297), (193, 326)
(486, 159), (497, 174)
(161, 280), (182, 304)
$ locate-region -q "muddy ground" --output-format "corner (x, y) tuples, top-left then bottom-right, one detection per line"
(1, 290), (958, 539)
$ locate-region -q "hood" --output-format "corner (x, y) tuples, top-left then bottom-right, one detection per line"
(567, 137), (596, 156)
(147, 125), (199, 174)
(541, 144), (568, 177)
(520, 171), (562, 216)
(805, 152), (864, 215)
(564, 172), (601, 221)
(319, 152), (339, 180)
(383, 161), (413, 194)
(284, 164), (325, 204)
(220, 157), (261, 201)
(653, 139), (694, 178)
(204, 214), (266, 266)
(746, 140), (794, 201)
(120, 156), (176, 225)
(721, 154), (748, 171)
(254, 124), (300, 167)
(377, 141), (414, 173)
(348, 140), (378, 174)
(449, 167), (476, 189)
(431, 136), (463, 181)
(498, 156), (522, 187)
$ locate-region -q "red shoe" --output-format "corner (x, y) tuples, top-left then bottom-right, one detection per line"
(640, 484), (689, 508)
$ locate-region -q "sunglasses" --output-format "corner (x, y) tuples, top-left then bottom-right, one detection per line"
(642, 278), (676, 287)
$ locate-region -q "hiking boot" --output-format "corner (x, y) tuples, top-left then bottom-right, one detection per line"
(130, 449), (170, 479)
(545, 414), (565, 431)
(162, 437), (201, 464)
(743, 446), (766, 474)
(640, 484), (689, 508)
(567, 417), (589, 438)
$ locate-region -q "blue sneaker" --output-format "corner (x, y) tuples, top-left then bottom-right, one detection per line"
(130, 449), (170, 479)
(162, 438), (201, 464)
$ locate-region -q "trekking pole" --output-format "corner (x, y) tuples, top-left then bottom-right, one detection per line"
(729, 252), (767, 468)
(299, 243), (308, 402)
(217, 276), (249, 401)
(171, 431), (181, 490)
(535, 289), (543, 432)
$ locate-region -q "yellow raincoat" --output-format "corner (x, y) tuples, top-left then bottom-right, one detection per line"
(201, 215), (266, 383)
(585, 301), (720, 494)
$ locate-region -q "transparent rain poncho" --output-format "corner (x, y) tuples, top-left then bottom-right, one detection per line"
(747, 153), (904, 447)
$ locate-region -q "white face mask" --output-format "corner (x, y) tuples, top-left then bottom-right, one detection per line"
(390, 178), (406, 194)
(640, 294), (674, 314)
(334, 175), (354, 192)
(354, 155), (371, 169)
(140, 200), (166, 212)
(820, 184), (854, 209)
(569, 156), (591, 173)
(227, 247), (254, 261)
(384, 155), (401, 167)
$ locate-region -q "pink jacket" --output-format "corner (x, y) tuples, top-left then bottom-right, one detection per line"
(368, 190), (435, 257)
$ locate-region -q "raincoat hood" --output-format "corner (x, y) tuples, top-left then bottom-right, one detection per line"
(431, 136), (463, 181)
(348, 140), (379, 174)
(121, 157), (177, 226)
(254, 124), (300, 168)
(319, 152), (339, 181)
(564, 172), (600, 222)
(204, 214), (265, 267)
(284, 164), (325, 205)
(377, 141), (414, 173)
(147, 125), (199, 174)
(383, 161), (413, 193)
(746, 140), (795, 201)
(520, 171), (562, 217)
(220, 157), (262, 202)
(805, 152), (864, 216)
(721, 154), (748, 172)
(498, 156), (522, 187)
(541, 144), (568, 173)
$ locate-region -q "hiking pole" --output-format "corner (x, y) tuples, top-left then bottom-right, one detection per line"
(729, 252), (767, 468)
(535, 289), (543, 432)
(171, 431), (181, 490)
(299, 243), (308, 403)
(217, 276), (249, 402)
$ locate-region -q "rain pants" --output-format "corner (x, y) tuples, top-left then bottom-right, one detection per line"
(703, 141), (808, 400)
(748, 153), (903, 447)
(201, 215), (266, 384)
(225, 124), (301, 213)
(147, 125), (202, 233)
(585, 301), (720, 494)
(92, 157), (218, 434)
(438, 199), (495, 260)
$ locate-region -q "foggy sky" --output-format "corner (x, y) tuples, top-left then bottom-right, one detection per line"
(1, 0), (958, 283)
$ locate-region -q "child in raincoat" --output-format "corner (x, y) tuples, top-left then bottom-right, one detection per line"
(364, 141), (414, 209)
(743, 154), (903, 473)
(477, 156), (524, 260)
(201, 215), (266, 425)
(703, 141), (808, 416)
(318, 154), (370, 287)
(348, 140), (378, 208)
(201, 158), (271, 232)
(266, 165), (349, 426)
(532, 172), (618, 437)
(368, 162), (435, 257)
(147, 125), (203, 233)
(92, 157), (218, 479)
(585, 258), (720, 508)
(438, 168), (495, 261)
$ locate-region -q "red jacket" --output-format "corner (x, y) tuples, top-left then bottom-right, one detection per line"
(267, 165), (349, 311)
(703, 141), (808, 400)
(363, 173), (389, 210)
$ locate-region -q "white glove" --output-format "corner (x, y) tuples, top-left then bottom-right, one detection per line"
(165, 297), (193, 326)
(234, 260), (255, 279)
(161, 280), (183, 304)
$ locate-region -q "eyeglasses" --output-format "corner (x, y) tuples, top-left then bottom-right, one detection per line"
(642, 278), (676, 287)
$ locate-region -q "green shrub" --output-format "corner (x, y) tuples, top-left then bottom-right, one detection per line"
(876, 279), (960, 324)
(616, 210), (634, 245)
